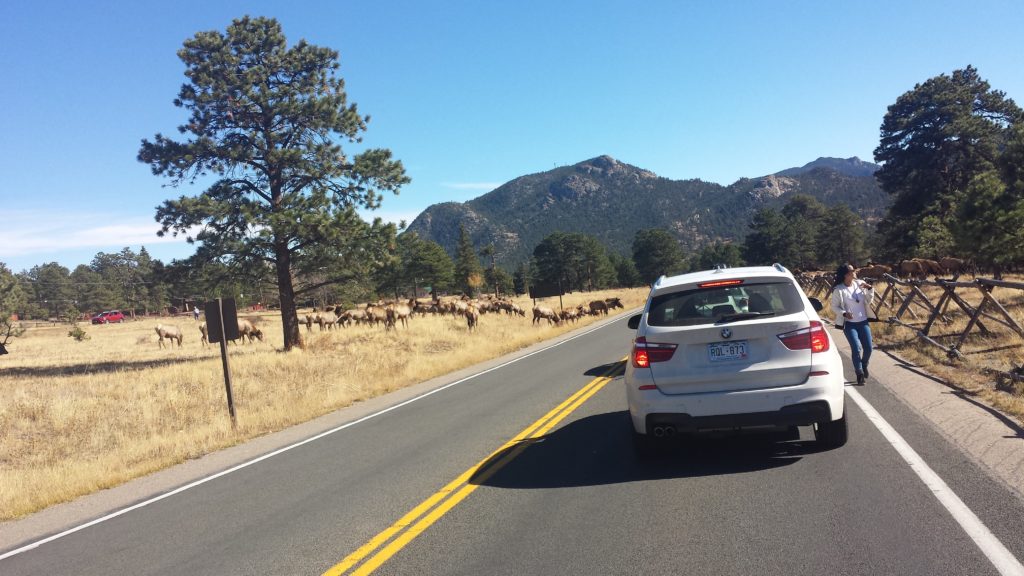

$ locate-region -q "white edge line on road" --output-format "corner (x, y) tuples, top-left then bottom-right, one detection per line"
(0, 315), (626, 562)
(845, 387), (1024, 576)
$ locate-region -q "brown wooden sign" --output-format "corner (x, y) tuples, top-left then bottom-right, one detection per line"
(204, 298), (239, 428)
(204, 298), (240, 343)
(529, 281), (563, 300)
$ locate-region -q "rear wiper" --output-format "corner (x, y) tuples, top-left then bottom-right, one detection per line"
(718, 311), (775, 323)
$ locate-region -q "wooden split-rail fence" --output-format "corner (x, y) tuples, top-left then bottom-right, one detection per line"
(798, 273), (1024, 388)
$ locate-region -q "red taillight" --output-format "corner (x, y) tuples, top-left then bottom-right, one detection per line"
(777, 321), (830, 352)
(632, 337), (677, 368)
(698, 279), (744, 288)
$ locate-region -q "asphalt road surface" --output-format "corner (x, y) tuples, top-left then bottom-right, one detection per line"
(4, 315), (1024, 575)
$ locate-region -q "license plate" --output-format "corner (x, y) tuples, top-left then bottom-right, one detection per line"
(708, 340), (748, 362)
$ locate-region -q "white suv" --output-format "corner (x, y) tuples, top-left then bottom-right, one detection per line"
(625, 264), (847, 454)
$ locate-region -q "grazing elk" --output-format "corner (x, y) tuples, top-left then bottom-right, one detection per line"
(532, 306), (561, 326)
(465, 305), (480, 332)
(236, 319), (264, 344)
(155, 324), (184, 348)
(385, 302), (413, 330)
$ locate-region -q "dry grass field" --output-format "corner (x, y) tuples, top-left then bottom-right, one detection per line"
(0, 288), (648, 521)
(815, 276), (1024, 423)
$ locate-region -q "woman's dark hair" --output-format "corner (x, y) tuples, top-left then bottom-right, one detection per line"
(834, 263), (854, 287)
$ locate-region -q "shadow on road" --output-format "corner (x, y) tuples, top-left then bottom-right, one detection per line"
(470, 410), (819, 489)
(583, 361), (626, 377)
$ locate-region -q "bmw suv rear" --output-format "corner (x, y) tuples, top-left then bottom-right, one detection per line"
(625, 264), (847, 454)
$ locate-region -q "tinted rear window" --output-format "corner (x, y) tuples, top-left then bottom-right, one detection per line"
(647, 281), (804, 326)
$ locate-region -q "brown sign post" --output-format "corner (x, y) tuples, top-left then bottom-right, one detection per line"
(204, 298), (240, 428)
(529, 280), (565, 312)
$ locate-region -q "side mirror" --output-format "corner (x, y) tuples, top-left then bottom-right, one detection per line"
(627, 314), (642, 330)
(808, 297), (823, 312)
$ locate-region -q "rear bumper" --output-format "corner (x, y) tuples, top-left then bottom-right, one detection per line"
(644, 401), (831, 434)
(626, 368), (845, 435)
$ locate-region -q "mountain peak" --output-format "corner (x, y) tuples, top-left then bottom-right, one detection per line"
(572, 155), (657, 181)
(776, 156), (880, 178)
(405, 155), (889, 267)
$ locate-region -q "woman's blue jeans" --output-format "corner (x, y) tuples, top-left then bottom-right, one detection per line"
(842, 320), (872, 375)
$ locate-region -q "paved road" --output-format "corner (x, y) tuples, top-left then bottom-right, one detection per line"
(4, 315), (1024, 575)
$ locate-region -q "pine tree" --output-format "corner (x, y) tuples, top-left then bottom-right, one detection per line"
(874, 66), (1022, 257)
(454, 224), (483, 296)
(0, 263), (27, 354)
(632, 229), (684, 284)
(139, 17), (408, 349)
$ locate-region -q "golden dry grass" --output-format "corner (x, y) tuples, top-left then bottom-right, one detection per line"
(0, 288), (647, 520)
(813, 275), (1024, 425)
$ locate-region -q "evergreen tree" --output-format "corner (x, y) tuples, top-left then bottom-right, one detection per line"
(0, 263), (27, 354)
(512, 262), (531, 295)
(139, 16), (408, 349)
(530, 232), (614, 292)
(874, 66), (1022, 257)
(632, 229), (684, 284)
(954, 170), (1024, 277)
(479, 243), (501, 296)
(70, 265), (114, 315)
(483, 267), (514, 296)
(609, 252), (642, 287)
(694, 242), (745, 271)
(781, 195), (827, 269)
(405, 235), (455, 296)
(743, 209), (793, 266)
(816, 206), (866, 267)
(532, 232), (571, 290)
(28, 263), (75, 320)
(454, 223), (483, 296)
(574, 235), (616, 291)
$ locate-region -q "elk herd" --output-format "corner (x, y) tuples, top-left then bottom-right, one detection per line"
(149, 294), (628, 348)
(797, 257), (970, 284)
(306, 295), (627, 334)
(153, 318), (264, 349)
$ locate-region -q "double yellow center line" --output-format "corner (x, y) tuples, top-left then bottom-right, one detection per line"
(323, 358), (626, 576)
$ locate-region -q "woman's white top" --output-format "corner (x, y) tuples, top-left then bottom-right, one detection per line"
(830, 282), (873, 326)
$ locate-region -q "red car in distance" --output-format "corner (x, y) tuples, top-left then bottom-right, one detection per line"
(91, 310), (126, 324)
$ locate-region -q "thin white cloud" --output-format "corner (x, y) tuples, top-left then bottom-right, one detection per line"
(0, 211), (190, 259)
(441, 182), (502, 191)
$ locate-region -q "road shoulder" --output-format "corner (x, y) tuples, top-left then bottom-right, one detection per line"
(832, 323), (1024, 501)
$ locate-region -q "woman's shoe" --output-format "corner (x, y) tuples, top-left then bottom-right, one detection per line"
(856, 373), (865, 386)
(863, 364), (869, 379)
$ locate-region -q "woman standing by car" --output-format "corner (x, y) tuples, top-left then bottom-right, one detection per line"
(830, 263), (876, 385)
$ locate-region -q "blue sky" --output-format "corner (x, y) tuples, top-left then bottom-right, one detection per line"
(2, 1), (1022, 272)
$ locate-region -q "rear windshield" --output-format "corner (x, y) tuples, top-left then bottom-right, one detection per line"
(647, 281), (805, 327)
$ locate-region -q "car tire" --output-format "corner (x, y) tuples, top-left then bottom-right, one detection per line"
(814, 411), (848, 449)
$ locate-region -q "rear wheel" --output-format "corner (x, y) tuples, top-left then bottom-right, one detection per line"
(814, 411), (848, 448)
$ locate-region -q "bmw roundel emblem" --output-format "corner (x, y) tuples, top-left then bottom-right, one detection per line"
(721, 328), (732, 340)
